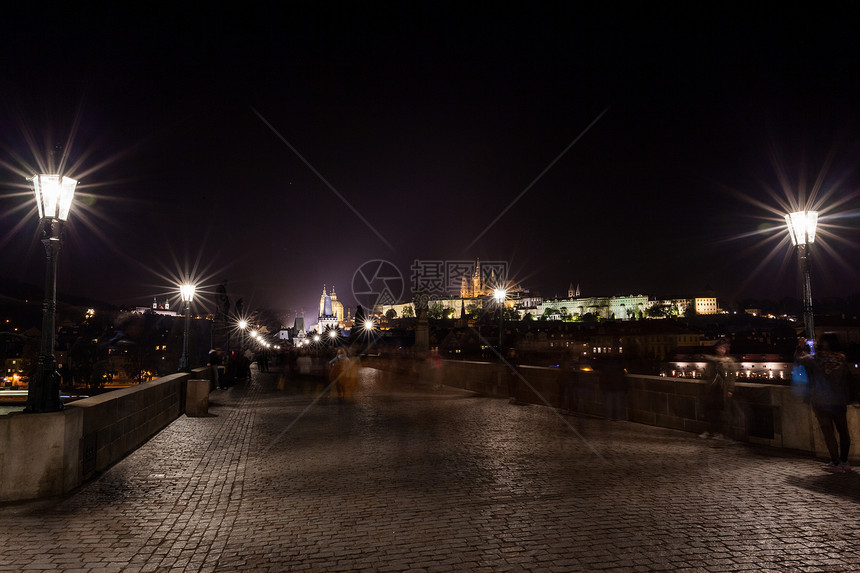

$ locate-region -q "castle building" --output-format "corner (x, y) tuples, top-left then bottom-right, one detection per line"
(459, 259), (499, 299)
(293, 315), (307, 346)
(317, 285), (344, 333)
(318, 285), (344, 323)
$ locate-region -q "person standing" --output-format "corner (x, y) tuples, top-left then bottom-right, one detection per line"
(797, 333), (852, 473)
(601, 354), (628, 421)
(700, 339), (736, 440)
(209, 348), (224, 390)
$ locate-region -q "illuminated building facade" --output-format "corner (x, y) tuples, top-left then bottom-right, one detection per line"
(317, 286), (342, 333)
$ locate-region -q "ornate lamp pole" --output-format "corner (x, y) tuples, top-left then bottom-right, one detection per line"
(494, 288), (507, 350)
(784, 210), (818, 341)
(238, 319), (248, 350)
(178, 283), (196, 371)
(26, 174), (78, 413)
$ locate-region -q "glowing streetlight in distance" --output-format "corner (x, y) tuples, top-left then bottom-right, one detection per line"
(784, 211), (818, 246)
(494, 288), (507, 349)
(328, 330), (338, 339)
(363, 319), (374, 330)
(238, 319), (248, 330)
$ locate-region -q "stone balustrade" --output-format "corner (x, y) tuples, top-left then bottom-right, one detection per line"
(0, 366), (211, 503)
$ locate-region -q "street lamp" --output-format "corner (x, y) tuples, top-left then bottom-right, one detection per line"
(237, 319), (248, 350)
(26, 174), (78, 413)
(784, 210), (818, 341)
(494, 288), (507, 350)
(178, 283), (195, 371)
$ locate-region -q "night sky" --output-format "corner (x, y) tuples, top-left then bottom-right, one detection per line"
(2, 4), (859, 322)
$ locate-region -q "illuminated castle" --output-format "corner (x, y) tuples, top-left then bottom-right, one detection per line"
(459, 259), (498, 298)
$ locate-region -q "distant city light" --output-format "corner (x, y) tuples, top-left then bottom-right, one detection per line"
(328, 330), (338, 339)
(363, 319), (374, 330)
(238, 320), (248, 330)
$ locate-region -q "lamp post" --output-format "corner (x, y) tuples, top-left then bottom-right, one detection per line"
(784, 210), (818, 341)
(25, 174), (78, 413)
(238, 319), (248, 351)
(494, 288), (507, 350)
(178, 283), (195, 371)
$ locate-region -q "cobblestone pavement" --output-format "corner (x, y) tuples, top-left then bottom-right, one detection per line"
(2, 366), (860, 572)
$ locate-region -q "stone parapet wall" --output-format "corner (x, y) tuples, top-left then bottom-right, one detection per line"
(0, 366), (209, 503)
(369, 358), (860, 462)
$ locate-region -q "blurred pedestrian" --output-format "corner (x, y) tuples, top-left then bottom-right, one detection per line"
(700, 339), (736, 440)
(506, 347), (519, 403)
(601, 354), (628, 421)
(329, 347), (349, 399)
(209, 347), (224, 389)
(559, 353), (577, 412)
(796, 333), (853, 473)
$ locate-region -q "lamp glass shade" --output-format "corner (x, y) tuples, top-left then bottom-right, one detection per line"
(31, 174), (78, 221)
(784, 211), (819, 246)
(180, 284), (196, 302)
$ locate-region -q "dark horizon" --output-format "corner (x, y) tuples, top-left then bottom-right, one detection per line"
(2, 5), (859, 318)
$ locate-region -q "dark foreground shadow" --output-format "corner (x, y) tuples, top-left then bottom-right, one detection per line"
(786, 471), (860, 504)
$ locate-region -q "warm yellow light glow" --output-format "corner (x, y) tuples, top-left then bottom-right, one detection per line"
(30, 174), (78, 221)
(328, 330), (338, 338)
(784, 211), (818, 246)
(180, 283), (196, 302)
(364, 319), (374, 330)
(238, 320), (248, 330)
(494, 288), (507, 303)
